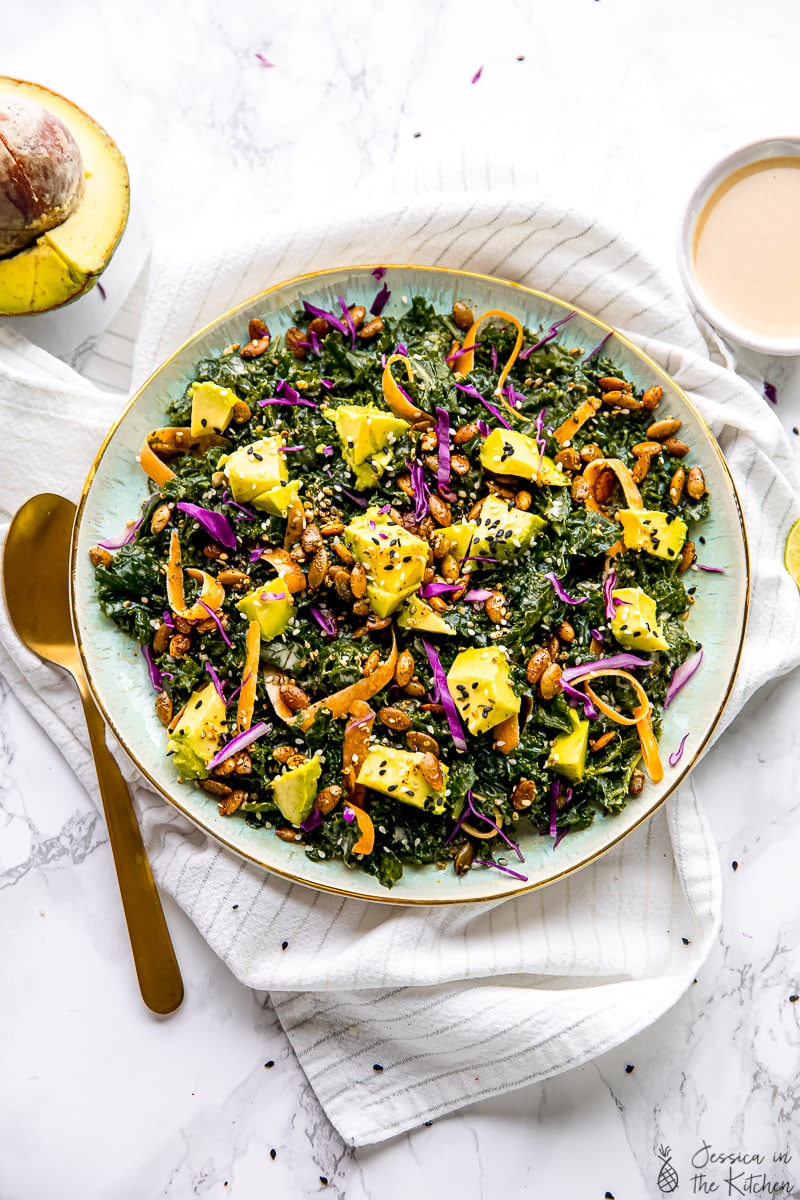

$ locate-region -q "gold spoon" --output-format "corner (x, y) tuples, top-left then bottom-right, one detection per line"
(3, 493), (184, 1015)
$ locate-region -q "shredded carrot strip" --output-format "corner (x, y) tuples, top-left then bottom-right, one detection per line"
(581, 668), (664, 783)
(457, 309), (524, 412)
(166, 530), (187, 612)
(138, 426), (228, 485)
(382, 354), (429, 423)
(347, 804), (375, 855)
(138, 434), (176, 485)
(236, 621), (261, 732)
(300, 632), (398, 729)
(166, 531), (225, 620)
(581, 457), (643, 514)
(552, 395), (602, 446)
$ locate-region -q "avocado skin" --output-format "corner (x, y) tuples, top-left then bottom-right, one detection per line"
(0, 78), (129, 316)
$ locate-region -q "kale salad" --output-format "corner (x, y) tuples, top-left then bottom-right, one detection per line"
(91, 282), (710, 890)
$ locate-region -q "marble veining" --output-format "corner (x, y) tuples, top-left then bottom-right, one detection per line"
(4, 0), (800, 1196)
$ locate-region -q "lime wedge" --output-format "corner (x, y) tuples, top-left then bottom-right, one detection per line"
(784, 518), (800, 587)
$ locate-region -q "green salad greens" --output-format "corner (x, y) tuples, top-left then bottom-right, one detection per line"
(91, 289), (709, 889)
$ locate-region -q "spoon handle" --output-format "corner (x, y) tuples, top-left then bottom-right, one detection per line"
(77, 676), (184, 1015)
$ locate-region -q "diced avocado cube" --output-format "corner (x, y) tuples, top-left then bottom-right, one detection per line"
(480, 428), (569, 486)
(237, 583), (294, 639)
(221, 436), (288, 503)
(610, 586), (668, 652)
(397, 593), (455, 635)
(252, 479), (302, 518)
(322, 403), (409, 488)
(357, 745), (448, 814)
(471, 493), (546, 560)
(617, 509), (688, 562)
(546, 710), (589, 783)
(446, 647), (521, 735)
(271, 757), (321, 825)
(438, 521), (477, 562)
(344, 508), (428, 616)
(167, 683), (228, 779)
(189, 381), (239, 437)
(352, 449), (392, 490)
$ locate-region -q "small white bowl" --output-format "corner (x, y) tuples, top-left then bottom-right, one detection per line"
(677, 136), (800, 356)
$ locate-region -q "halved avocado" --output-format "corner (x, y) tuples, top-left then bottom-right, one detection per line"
(0, 77), (129, 315)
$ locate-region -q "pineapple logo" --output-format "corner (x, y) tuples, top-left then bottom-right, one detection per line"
(656, 1145), (679, 1193)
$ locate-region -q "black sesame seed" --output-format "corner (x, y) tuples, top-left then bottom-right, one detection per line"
(624, 1064), (634, 1074)
(270, 1149), (276, 1160)
(265, 1060), (275, 1068)
(790, 994), (799, 1003)
(281, 940), (288, 950)
(732, 860), (739, 871)
(373, 1063), (384, 1072)
(681, 936), (691, 945)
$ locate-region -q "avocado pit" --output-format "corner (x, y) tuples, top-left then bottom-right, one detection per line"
(0, 77), (129, 316)
(0, 95), (84, 256)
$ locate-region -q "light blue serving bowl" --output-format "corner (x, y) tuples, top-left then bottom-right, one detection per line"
(71, 265), (749, 905)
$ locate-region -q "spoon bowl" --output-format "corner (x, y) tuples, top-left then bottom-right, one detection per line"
(3, 493), (183, 1015)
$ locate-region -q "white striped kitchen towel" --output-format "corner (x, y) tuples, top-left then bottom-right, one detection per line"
(1, 192), (799, 1146)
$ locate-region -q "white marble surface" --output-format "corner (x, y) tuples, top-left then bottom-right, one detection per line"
(4, 1), (800, 1196)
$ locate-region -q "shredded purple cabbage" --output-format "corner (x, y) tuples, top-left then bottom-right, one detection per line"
(422, 640), (467, 752)
(198, 600), (233, 648)
(561, 678), (600, 720)
(589, 627), (605, 643)
(278, 445), (305, 453)
(346, 711), (375, 731)
(98, 515), (142, 551)
(669, 732), (690, 767)
(303, 300), (349, 339)
(603, 575), (631, 617)
(464, 555), (499, 563)
(372, 267), (387, 281)
(207, 721), (270, 770)
(203, 667), (227, 700)
(395, 342), (408, 356)
(309, 606), (337, 637)
(583, 330), (613, 363)
(141, 645), (163, 691)
(453, 382), (512, 430)
(408, 458), (430, 522)
(162, 610), (175, 628)
(552, 827), (570, 851)
(255, 53), (275, 67)
(419, 581), (462, 598)
(445, 342), (482, 365)
(520, 312), (577, 359)
(321, 378), (334, 390)
(472, 860), (528, 882)
(299, 809), (325, 833)
(561, 652), (653, 682)
(504, 383), (526, 409)
(340, 487), (369, 509)
(377, 503), (391, 514)
(695, 563), (726, 574)
(222, 491), (258, 522)
(371, 283), (391, 316)
(476, 419), (490, 438)
(343, 807), (356, 824)
(204, 661), (227, 703)
(545, 571), (589, 606)
(337, 295), (358, 347)
(435, 406), (451, 490)
(176, 501), (237, 551)
(471, 66), (483, 83)
(463, 588), (493, 602)
(664, 647), (703, 708)
(764, 381), (778, 405)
